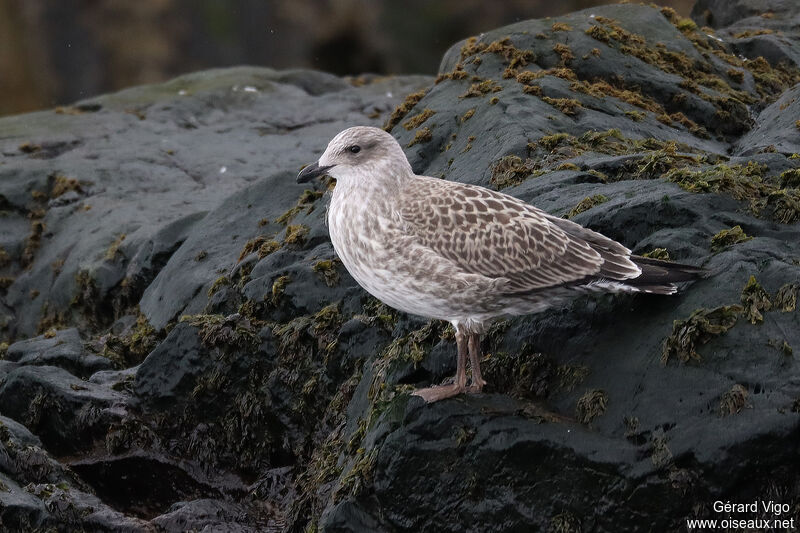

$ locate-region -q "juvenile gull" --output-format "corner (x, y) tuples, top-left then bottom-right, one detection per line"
(297, 126), (703, 403)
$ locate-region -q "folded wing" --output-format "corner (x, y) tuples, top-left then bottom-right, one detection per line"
(399, 177), (642, 294)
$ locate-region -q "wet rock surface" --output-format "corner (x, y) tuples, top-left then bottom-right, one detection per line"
(1, 2), (800, 531)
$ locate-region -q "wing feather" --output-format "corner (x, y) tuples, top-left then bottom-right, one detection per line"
(398, 177), (635, 293)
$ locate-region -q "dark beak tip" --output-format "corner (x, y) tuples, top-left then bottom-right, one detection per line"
(296, 163), (315, 183)
(296, 162), (332, 183)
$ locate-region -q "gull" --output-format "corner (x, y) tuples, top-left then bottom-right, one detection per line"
(297, 126), (703, 402)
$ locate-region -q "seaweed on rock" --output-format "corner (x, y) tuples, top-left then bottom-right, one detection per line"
(661, 306), (742, 364)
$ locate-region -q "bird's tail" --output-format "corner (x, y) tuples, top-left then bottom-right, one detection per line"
(624, 256), (706, 294)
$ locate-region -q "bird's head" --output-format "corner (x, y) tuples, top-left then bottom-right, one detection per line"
(297, 126), (412, 186)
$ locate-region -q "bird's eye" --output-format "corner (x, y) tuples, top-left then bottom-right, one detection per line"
(348, 145), (361, 154)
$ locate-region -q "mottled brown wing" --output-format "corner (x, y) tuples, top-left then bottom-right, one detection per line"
(398, 177), (624, 293)
(543, 213), (644, 281)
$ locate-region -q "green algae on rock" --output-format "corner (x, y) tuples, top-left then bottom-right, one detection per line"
(483, 348), (554, 400)
(576, 389), (608, 424)
(383, 89), (428, 131)
(642, 248), (671, 261)
(490, 155), (539, 189)
(664, 163), (800, 223)
(269, 274), (291, 306)
(549, 511), (582, 533)
(459, 79), (503, 98)
(312, 302), (342, 337)
(284, 224), (310, 247)
(97, 313), (160, 368)
(661, 305), (742, 364)
(741, 275), (772, 324)
(773, 283), (798, 312)
(779, 168), (800, 188)
(719, 384), (749, 416)
(50, 173), (84, 198)
(710, 225), (753, 252)
(566, 195), (609, 218)
(407, 127), (433, 147)
(180, 313), (259, 351)
(312, 259), (341, 287)
(650, 430), (674, 469)
(276, 189), (324, 225)
(541, 96), (582, 116)
(207, 275), (230, 297)
(257, 239), (280, 259)
(402, 108), (436, 130)
(555, 363), (590, 392)
(458, 36), (535, 74)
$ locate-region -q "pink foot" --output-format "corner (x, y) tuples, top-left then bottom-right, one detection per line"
(412, 384), (465, 403)
(466, 378), (487, 394)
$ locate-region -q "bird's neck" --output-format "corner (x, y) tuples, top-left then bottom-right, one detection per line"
(330, 164), (412, 201)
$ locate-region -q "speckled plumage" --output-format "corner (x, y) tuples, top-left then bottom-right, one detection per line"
(298, 126), (703, 401)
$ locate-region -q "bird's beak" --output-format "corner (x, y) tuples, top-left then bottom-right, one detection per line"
(297, 162), (334, 183)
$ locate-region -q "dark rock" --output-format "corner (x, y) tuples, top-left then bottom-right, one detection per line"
(0, 365), (125, 454)
(0, 415), (42, 448)
(22, 482), (154, 532)
(692, 0), (800, 68)
(69, 451), (247, 522)
(0, 473), (50, 532)
(5, 328), (113, 379)
(133, 322), (212, 408)
(0, 67), (430, 341)
(0, 415), (152, 532)
(736, 84), (800, 155)
(692, 0), (798, 30)
(151, 499), (269, 533)
(1, 2), (800, 531)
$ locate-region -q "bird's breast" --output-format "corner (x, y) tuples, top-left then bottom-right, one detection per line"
(328, 194), (392, 268)
(325, 190), (501, 321)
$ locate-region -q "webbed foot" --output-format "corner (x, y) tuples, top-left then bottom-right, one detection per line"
(412, 384), (466, 403)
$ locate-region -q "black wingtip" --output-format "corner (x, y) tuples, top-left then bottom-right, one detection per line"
(631, 256), (708, 284)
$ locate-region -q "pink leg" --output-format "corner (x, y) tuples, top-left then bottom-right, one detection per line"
(412, 329), (468, 403)
(467, 332), (487, 393)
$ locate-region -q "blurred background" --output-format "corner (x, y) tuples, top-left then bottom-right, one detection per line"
(0, 0), (693, 117)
